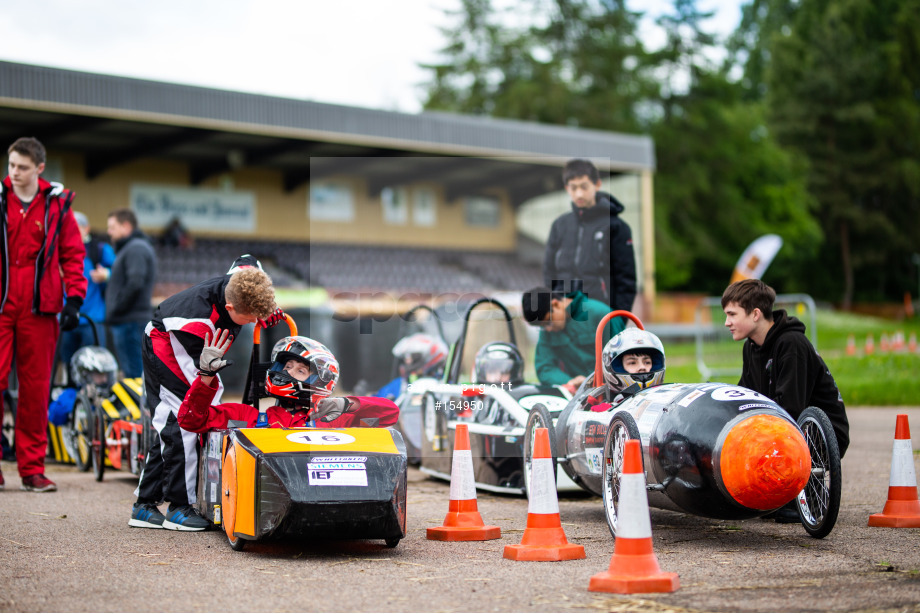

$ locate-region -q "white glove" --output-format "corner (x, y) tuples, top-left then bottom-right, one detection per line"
(312, 397), (354, 423)
(199, 328), (233, 375)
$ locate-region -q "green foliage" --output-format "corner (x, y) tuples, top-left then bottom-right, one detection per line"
(766, 0), (920, 305)
(422, 0), (653, 133)
(653, 79), (820, 293)
(420, 0), (920, 304)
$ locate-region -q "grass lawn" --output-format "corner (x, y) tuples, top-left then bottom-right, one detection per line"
(664, 310), (920, 406)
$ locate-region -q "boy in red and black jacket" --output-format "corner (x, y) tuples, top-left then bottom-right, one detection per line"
(0, 137), (86, 493)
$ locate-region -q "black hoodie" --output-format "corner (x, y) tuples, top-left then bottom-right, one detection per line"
(543, 191), (636, 310)
(739, 309), (850, 456)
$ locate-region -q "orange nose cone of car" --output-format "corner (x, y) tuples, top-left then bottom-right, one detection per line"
(719, 414), (811, 511)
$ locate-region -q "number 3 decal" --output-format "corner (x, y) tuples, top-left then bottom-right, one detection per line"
(710, 386), (767, 402)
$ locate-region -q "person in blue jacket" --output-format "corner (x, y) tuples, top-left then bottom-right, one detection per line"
(59, 212), (116, 372)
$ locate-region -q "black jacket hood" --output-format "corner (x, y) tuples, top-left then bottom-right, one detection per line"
(571, 191), (625, 219)
(760, 310), (806, 353)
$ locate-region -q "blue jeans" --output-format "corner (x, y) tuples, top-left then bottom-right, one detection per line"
(59, 320), (107, 367)
(110, 321), (146, 379)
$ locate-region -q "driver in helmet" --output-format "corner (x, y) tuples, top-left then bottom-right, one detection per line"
(177, 330), (398, 431)
(461, 341), (526, 422)
(394, 333), (448, 381)
(598, 328), (666, 405)
(472, 341), (524, 386)
(377, 333), (448, 400)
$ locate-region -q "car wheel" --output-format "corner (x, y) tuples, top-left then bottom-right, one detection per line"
(602, 410), (641, 538)
(92, 405), (106, 482)
(796, 407), (842, 539)
(523, 403), (557, 499)
(70, 394), (93, 472)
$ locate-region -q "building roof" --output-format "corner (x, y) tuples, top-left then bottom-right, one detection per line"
(0, 61), (655, 201)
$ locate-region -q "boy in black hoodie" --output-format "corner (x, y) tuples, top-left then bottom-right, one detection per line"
(722, 279), (849, 457)
(723, 279), (850, 523)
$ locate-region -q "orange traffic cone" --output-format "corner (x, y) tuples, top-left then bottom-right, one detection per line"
(427, 423), (501, 541)
(880, 333), (890, 353)
(589, 440), (679, 594)
(868, 415), (920, 528)
(865, 334), (875, 355)
(893, 331), (905, 352)
(503, 428), (585, 561)
(910, 332), (918, 353)
(846, 334), (856, 356)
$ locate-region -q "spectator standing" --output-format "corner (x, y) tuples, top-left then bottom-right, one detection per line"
(543, 158), (637, 311)
(0, 137), (86, 492)
(59, 211), (116, 369)
(106, 209), (156, 379)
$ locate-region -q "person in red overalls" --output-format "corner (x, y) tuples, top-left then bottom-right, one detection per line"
(0, 137), (86, 492)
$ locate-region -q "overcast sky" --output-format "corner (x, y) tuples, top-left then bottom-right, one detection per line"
(0, 0), (741, 114)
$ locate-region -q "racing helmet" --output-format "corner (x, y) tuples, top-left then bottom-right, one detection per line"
(601, 328), (666, 393)
(392, 333), (448, 378)
(70, 346), (119, 391)
(472, 341), (524, 385)
(265, 336), (339, 410)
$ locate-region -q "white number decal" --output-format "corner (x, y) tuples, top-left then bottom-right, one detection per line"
(710, 386), (767, 402)
(286, 431), (356, 446)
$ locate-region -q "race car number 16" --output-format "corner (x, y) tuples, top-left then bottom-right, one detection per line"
(287, 431), (357, 446)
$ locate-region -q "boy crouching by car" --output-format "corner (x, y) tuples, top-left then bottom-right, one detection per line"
(177, 329), (398, 432)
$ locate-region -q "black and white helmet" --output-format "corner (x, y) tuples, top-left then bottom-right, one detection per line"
(472, 341), (524, 385)
(601, 329), (666, 393)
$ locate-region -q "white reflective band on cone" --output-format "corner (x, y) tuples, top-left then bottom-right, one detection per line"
(449, 449), (477, 500)
(890, 439), (918, 487)
(528, 458), (559, 515)
(616, 472), (652, 538)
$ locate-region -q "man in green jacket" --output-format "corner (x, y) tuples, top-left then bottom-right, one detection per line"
(521, 286), (624, 391)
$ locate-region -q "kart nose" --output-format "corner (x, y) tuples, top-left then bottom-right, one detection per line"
(716, 414), (811, 511)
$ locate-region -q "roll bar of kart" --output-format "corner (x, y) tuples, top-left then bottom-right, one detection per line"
(403, 303), (447, 343)
(593, 310), (645, 389)
(242, 313), (297, 406)
(446, 298), (517, 384)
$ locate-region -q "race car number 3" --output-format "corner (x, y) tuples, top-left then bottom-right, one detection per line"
(286, 431), (357, 446)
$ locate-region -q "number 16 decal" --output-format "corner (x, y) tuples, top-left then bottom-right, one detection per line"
(286, 431), (357, 445)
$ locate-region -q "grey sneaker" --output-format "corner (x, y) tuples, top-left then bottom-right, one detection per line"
(129, 502), (166, 529)
(162, 505), (210, 531)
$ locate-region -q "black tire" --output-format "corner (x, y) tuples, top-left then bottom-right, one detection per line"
(601, 411), (642, 538)
(92, 406), (106, 482)
(523, 404), (557, 499)
(384, 536), (400, 548)
(227, 532), (246, 551)
(796, 407), (842, 539)
(70, 394), (93, 472)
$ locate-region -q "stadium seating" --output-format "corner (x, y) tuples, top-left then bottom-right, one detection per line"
(152, 238), (543, 300)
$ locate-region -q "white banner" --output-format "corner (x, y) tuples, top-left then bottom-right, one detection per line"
(131, 184), (256, 232)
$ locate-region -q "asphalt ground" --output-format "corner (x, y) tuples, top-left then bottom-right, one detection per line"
(2, 407), (920, 613)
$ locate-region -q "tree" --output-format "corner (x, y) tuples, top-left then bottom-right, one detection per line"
(653, 71), (820, 293)
(767, 0), (920, 306)
(422, 0), (654, 133)
(420, 0), (823, 299)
